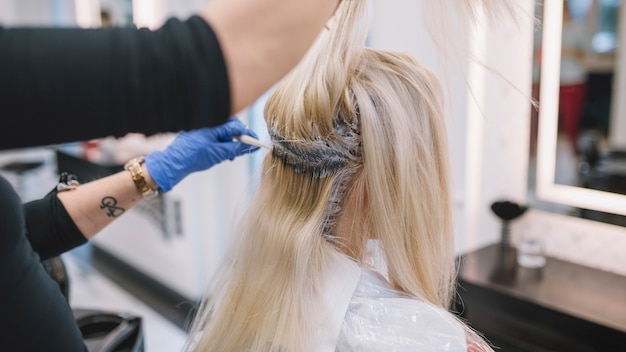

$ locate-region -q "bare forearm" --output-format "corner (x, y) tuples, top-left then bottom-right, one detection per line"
(201, 0), (341, 113)
(57, 165), (158, 239)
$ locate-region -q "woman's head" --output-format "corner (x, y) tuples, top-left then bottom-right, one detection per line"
(265, 4), (453, 307)
(188, 1), (455, 350)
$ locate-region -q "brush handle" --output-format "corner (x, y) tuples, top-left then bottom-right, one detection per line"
(234, 135), (272, 149)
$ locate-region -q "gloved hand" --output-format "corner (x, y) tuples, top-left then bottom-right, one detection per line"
(145, 119), (260, 192)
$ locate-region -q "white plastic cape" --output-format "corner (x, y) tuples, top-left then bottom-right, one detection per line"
(316, 251), (467, 352)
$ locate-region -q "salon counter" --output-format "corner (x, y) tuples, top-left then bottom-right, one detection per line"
(457, 244), (626, 352)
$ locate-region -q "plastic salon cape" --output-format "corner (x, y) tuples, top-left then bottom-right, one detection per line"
(316, 249), (468, 351)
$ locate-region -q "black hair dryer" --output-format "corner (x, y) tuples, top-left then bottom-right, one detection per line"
(489, 200), (528, 283)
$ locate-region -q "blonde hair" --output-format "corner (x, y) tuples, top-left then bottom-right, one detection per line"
(188, 1), (511, 351)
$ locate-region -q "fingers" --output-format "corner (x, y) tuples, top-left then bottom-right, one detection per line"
(241, 127), (259, 139)
(219, 141), (259, 161)
(209, 117), (248, 142)
(218, 118), (262, 159)
(224, 117), (249, 135)
(194, 117), (265, 157)
(225, 117), (264, 148)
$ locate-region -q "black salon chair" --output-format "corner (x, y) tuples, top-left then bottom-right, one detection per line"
(42, 254), (145, 352)
(74, 308), (144, 352)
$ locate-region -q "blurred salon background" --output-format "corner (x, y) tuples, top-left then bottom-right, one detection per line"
(1, 0), (625, 351)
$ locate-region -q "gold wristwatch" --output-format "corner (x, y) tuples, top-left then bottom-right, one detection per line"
(124, 156), (159, 200)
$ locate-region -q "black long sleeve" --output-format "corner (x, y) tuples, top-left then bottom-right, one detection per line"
(0, 15), (231, 151)
(24, 190), (87, 261)
(0, 16), (232, 350)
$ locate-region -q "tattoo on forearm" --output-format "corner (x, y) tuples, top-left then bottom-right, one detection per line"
(100, 196), (125, 218)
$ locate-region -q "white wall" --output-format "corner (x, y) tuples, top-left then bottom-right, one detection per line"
(0, 1), (16, 24)
(162, 0), (205, 19)
(131, 0), (205, 29)
(0, 0), (206, 28)
(472, 6), (535, 251)
(0, 0), (76, 26)
(0, 0), (53, 25)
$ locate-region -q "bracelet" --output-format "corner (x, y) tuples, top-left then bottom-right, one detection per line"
(56, 172), (80, 193)
(124, 156), (159, 200)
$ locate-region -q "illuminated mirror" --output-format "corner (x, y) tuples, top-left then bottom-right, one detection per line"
(532, 0), (626, 223)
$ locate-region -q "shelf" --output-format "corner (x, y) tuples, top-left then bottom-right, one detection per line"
(457, 244), (626, 351)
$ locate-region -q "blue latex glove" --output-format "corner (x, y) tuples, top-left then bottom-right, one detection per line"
(145, 119), (260, 192)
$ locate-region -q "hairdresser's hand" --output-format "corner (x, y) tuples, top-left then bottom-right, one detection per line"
(145, 119), (259, 192)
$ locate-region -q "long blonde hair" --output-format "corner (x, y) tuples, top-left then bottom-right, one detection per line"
(187, 0), (509, 351)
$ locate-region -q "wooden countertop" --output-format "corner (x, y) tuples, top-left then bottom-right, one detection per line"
(458, 244), (626, 333)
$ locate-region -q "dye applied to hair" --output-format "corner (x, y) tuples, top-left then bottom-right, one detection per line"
(269, 112), (362, 238)
(269, 113), (362, 179)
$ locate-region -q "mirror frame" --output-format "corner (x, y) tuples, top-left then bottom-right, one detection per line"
(536, 0), (626, 217)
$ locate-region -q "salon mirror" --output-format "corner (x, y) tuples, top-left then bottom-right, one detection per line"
(530, 0), (626, 225)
